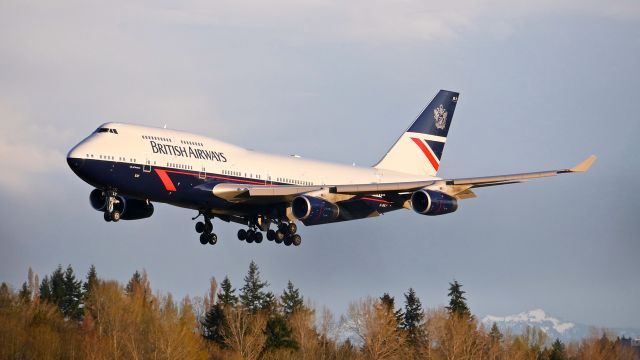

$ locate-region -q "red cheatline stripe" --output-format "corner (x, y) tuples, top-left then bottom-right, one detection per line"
(361, 197), (392, 204)
(410, 137), (439, 171)
(155, 169), (177, 191)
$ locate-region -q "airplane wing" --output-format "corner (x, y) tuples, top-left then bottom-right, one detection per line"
(211, 155), (596, 203)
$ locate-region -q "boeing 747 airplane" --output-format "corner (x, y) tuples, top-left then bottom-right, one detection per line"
(67, 90), (596, 247)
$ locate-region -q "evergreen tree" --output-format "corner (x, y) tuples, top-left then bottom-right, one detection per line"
(62, 265), (83, 320)
(281, 280), (304, 316)
(446, 280), (471, 318)
(0, 282), (11, 307)
(380, 293), (404, 325)
(126, 270), (143, 295)
(50, 265), (66, 306)
(217, 276), (238, 306)
(239, 260), (269, 313)
(264, 313), (297, 351)
(18, 282), (31, 303)
(548, 338), (567, 360)
(83, 264), (98, 298)
(39, 275), (52, 302)
(202, 303), (227, 346)
(402, 288), (425, 347)
(489, 322), (503, 343)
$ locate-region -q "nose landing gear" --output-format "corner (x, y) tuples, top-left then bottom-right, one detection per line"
(102, 190), (122, 222)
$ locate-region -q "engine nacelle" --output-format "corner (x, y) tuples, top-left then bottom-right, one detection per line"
(90, 189), (107, 211)
(410, 189), (458, 216)
(291, 195), (340, 225)
(89, 189), (154, 220)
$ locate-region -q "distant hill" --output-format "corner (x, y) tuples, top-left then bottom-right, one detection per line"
(481, 309), (640, 343)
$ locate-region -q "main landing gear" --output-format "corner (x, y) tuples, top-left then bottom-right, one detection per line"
(103, 190), (122, 222)
(195, 214), (217, 245)
(238, 221), (302, 247)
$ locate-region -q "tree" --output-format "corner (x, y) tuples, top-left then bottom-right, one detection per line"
(39, 276), (52, 302)
(264, 313), (297, 351)
(239, 260), (270, 313)
(223, 306), (267, 360)
(281, 280), (304, 316)
(218, 276), (238, 306)
(125, 270), (142, 295)
(0, 282), (12, 307)
(489, 322), (503, 343)
(62, 265), (83, 320)
(18, 282), (31, 303)
(380, 293), (403, 326)
(49, 265), (66, 306)
(446, 280), (471, 318)
(202, 303), (227, 346)
(402, 288), (425, 349)
(83, 265), (98, 298)
(548, 338), (567, 360)
(345, 297), (407, 360)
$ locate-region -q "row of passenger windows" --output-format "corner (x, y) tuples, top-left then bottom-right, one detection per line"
(277, 177), (312, 186)
(168, 163), (193, 170)
(142, 135), (171, 142)
(180, 139), (203, 147)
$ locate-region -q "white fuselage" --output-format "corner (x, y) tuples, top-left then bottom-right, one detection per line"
(68, 122), (438, 187)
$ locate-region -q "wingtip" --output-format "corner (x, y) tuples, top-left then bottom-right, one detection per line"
(570, 155), (597, 172)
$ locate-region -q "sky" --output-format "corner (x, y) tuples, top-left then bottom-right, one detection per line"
(1, 0), (639, 329)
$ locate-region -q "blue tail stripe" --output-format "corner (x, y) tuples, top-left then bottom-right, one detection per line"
(407, 90), (459, 137)
(425, 140), (445, 159)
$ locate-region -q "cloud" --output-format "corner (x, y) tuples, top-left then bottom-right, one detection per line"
(0, 102), (69, 196)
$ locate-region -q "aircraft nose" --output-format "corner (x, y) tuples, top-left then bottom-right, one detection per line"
(67, 156), (85, 172)
(66, 146), (85, 173)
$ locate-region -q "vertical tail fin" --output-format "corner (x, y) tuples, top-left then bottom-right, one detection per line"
(374, 90), (459, 177)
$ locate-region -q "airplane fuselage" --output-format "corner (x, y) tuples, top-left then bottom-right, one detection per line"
(67, 123), (431, 218)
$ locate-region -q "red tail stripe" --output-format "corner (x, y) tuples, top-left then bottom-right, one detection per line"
(410, 137), (439, 171)
(155, 169), (177, 192)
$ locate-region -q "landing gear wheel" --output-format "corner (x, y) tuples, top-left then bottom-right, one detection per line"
(237, 229), (247, 241)
(195, 222), (205, 233)
(275, 230), (285, 243)
(111, 211), (121, 222)
(292, 234), (302, 246)
(267, 230), (275, 241)
(284, 236), (293, 246)
(246, 230), (255, 243)
(208, 233), (218, 245)
(288, 222), (297, 234)
(103, 212), (112, 222)
(254, 232), (263, 243)
(200, 233), (209, 245)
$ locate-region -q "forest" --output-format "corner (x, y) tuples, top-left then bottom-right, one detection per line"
(0, 261), (637, 360)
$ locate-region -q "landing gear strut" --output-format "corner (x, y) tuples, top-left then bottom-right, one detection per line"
(102, 190), (121, 222)
(195, 214), (217, 245)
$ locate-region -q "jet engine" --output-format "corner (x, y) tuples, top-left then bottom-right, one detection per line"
(291, 195), (340, 225)
(410, 189), (458, 216)
(89, 189), (154, 220)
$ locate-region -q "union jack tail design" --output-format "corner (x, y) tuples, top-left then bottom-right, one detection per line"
(374, 90), (459, 177)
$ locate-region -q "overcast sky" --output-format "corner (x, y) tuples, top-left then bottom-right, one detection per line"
(1, 0), (639, 328)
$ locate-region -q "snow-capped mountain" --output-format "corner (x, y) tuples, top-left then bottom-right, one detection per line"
(481, 309), (640, 343)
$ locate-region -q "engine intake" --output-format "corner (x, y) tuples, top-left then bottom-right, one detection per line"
(410, 189), (458, 216)
(291, 195), (340, 225)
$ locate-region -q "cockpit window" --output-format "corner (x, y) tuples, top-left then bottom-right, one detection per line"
(96, 127), (118, 134)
